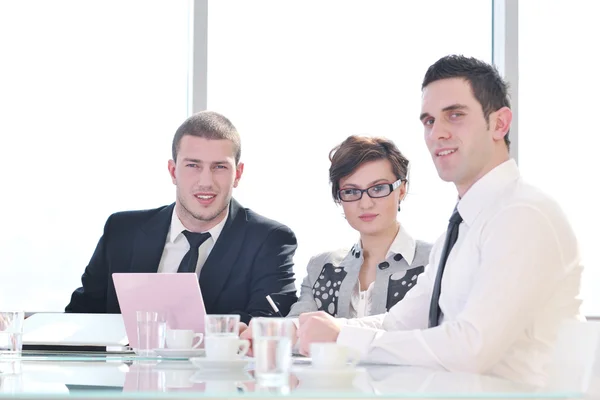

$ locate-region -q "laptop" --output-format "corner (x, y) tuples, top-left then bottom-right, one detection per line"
(112, 272), (206, 348)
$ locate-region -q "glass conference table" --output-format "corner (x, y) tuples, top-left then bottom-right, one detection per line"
(0, 352), (586, 399)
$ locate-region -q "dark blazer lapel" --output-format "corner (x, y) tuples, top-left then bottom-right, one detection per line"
(200, 198), (247, 311)
(130, 204), (174, 273)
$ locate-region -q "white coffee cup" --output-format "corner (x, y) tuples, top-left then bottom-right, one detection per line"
(310, 343), (359, 369)
(165, 329), (204, 349)
(204, 335), (250, 361)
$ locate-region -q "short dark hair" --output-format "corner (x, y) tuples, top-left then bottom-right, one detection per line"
(172, 111), (241, 164)
(422, 55), (511, 149)
(329, 135), (409, 203)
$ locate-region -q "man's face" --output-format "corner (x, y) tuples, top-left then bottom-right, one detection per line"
(168, 136), (243, 231)
(420, 78), (502, 196)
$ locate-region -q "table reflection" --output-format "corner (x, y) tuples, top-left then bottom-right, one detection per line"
(0, 355), (585, 398)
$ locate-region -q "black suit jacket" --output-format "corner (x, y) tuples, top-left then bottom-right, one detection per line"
(65, 199), (298, 324)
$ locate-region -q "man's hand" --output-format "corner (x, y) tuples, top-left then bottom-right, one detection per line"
(239, 321), (254, 356)
(238, 322), (249, 336)
(297, 311), (341, 356)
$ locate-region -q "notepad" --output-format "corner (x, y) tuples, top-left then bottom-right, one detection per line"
(22, 313), (128, 347)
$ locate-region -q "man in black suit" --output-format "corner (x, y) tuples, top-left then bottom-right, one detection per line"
(66, 111), (298, 324)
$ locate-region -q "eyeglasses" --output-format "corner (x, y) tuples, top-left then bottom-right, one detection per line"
(338, 178), (404, 202)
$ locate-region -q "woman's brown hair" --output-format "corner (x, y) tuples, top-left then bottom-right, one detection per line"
(329, 135), (409, 203)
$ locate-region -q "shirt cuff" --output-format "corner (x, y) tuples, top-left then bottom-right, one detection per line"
(337, 324), (380, 359)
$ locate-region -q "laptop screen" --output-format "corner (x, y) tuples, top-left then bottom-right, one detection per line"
(112, 273), (206, 348)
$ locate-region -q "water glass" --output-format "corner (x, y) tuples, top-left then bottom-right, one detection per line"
(204, 314), (240, 337)
(0, 312), (24, 356)
(252, 318), (293, 384)
(136, 311), (166, 356)
(204, 314), (250, 360)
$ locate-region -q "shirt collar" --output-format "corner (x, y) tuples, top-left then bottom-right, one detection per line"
(168, 206), (229, 244)
(351, 224), (416, 265)
(386, 225), (416, 265)
(457, 159), (521, 227)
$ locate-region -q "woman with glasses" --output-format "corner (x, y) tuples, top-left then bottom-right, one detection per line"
(287, 135), (432, 318)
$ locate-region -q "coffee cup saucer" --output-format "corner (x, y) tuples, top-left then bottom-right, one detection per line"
(189, 356), (251, 371)
(154, 348), (205, 358)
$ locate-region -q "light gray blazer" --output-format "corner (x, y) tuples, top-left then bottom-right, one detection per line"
(287, 236), (432, 318)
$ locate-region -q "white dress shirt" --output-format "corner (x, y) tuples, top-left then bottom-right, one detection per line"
(353, 284), (374, 318)
(157, 208), (228, 276)
(336, 159), (583, 386)
(350, 225), (417, 318)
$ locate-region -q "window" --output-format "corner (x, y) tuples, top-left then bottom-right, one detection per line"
(0, 0), (192, 310)
(207, 0), (492, 283)
(0, 1), (497, 311)
(519, 0), (599, 315)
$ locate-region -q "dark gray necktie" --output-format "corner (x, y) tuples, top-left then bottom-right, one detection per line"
(177, 231), (211, 273)
(428, 208), (463, 328)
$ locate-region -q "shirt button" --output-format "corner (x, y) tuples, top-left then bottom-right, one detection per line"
(378, 261), (390, 270)
(394, 254), (403, 262)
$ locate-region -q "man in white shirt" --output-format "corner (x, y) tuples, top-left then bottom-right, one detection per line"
(296, 55), (583, 386)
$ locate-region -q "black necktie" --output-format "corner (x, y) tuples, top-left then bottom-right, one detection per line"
(429, 208), (463, 328)
(177, 231), (211, 273)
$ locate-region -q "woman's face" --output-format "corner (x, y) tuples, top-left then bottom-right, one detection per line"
(338, 159), (406, 236)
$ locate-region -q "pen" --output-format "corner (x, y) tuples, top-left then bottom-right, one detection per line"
(266, 295), (283, 317)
